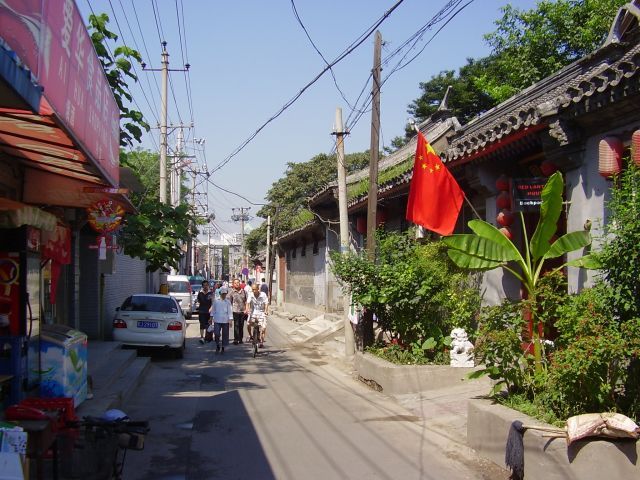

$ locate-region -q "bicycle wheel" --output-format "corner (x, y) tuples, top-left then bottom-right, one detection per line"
(253, 325), (259, 358)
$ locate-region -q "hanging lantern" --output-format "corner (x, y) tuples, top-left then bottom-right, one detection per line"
(496, 191), (511, 210)
(598, 136), (623, 178)
(632, 130), (640, 167)
(540, 160), (558, 177)
(495, 174), (510, 191)
(499, 226), (513, 240)
(376, 208), (387, 226)
(496, 209), (514, 227)
(356, 216), (367, 234)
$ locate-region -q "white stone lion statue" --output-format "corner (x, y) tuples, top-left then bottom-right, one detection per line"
(450, 327), (475, 367)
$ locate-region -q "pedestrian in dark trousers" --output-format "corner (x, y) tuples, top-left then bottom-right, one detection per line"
(229, 278), (247, 344)
(197, 280), (213, 344)
(209, 287), (233, 353)
(260, 278), (269, 295)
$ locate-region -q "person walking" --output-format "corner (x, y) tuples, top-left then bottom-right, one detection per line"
(197, 280), (213, 344)
(209, 287), (233, 354)
(247, 284), (269, 347)
(229, 278), (247, 345)
(260, 278), (269, 295)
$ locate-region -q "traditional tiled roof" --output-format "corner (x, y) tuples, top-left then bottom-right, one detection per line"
(444, 5), (640, 163)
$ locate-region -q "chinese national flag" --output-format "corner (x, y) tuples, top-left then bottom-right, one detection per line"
(405, 131), (464, 236)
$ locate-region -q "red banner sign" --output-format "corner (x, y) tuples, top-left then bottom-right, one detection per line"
(0, 0), (120, 186)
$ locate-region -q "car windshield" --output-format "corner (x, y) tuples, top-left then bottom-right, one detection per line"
(168, 281), (190, 293)
(121, 296), (178, 313)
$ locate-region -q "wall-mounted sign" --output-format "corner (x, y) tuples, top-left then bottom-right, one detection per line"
(86, 199), (124, 233)
(512, 178), (547, 212)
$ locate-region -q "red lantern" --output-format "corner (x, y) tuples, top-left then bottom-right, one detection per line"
(496, 209), (514, 227)
(356, 216), (367, 234)
(598, 136), (623, 178)
(632, 130), (640, 167)
(495, 175), (510, 191)
(499, 227), (513, 240)
(376, 208), (387, 226)
(540, 160), (558, 177)
(496, 191), (511, 210)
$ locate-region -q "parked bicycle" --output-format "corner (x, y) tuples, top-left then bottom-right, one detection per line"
(64, 411), (149, 479)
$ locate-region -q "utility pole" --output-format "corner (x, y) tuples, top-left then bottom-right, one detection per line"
(361, 30), (382, 349)
(171, 127), (184, 207)
(231, 207), (251, 279)
(265, 215), (271, 298)
(142, 42), (190, 204)
(367, 30), (382, 260)
(333, 107), (355, 356)
(159, 43), (168, 203)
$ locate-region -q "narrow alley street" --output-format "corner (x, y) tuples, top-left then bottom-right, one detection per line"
(121, 317), (505, 480)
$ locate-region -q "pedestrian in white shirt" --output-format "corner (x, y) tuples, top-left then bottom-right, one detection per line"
(209, 287), (233, 354)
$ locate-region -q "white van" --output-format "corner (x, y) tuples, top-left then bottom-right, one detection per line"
(167, 274), (192, 319)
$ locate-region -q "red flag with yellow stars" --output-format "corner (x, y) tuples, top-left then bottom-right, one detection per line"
(406, 131), (463, 236)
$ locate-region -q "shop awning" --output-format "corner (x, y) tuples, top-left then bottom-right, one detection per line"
(0, 197), (57, 231)
(0, 43), (42, 112)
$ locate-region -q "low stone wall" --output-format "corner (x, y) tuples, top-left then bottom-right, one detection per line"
(468, 398), (640, 480)
(354, 352), (486, 395)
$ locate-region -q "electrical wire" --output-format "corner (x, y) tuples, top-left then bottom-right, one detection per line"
(209, 0), (406, 174)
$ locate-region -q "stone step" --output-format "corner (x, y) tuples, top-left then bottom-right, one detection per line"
(89, 347), (138, 392)
(77, 356), (150, 418)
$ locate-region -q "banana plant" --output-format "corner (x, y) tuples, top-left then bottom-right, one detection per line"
(442, 172), (599, 371)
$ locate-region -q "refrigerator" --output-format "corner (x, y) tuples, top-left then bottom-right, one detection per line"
(40, 324), (88, 407)
(0, 226), (42, 405)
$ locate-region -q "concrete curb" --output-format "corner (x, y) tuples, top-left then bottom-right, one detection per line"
(354, 352), (488, 395)
(468, 398), (640, 480)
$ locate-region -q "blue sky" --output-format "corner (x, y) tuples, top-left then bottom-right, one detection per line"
(78, 0), (539, 236)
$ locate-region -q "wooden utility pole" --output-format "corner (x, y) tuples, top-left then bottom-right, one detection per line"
(361, 31), (382, 349)
(334, 107), (355, 356)
(366, 31), (382, 260)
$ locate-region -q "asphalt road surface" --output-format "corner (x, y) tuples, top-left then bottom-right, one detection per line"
(121, 318), (503, 480)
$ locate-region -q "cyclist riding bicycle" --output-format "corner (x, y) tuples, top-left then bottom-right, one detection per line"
(246, 284), (269, 348)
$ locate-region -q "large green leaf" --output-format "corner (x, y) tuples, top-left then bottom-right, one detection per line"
(467, 219), (523, 262)
(566, 254), (602, 270)
(443, 233), (518, 262)
(447, 249), (506, 270)
(530, 172), (563, 260)
(543, 231), (592, 260)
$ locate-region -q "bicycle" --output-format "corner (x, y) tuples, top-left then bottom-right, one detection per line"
(250, 320), (261, 357)
(63, 416), (150, 479)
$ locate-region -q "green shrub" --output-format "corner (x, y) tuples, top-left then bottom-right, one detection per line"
(330, 230), (481, 360)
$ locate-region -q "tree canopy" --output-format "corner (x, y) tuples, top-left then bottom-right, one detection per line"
(408, 0), (626, 129)
(245, 150), (370, 256)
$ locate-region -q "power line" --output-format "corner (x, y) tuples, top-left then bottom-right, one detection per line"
(210, 0), (406, 174)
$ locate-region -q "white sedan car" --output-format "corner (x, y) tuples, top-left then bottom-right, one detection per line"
(112, 294), (186, 358)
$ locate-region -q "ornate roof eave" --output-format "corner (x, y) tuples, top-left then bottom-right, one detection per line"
(445, 9), (640, 163)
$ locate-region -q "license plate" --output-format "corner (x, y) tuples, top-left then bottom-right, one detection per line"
(137, 321), (158, 328)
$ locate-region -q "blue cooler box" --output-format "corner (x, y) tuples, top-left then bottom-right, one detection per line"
(40, 325), (88, 407)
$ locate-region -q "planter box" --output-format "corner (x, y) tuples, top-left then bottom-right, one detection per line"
(468, 398), (640, 480)
(354, 352), (488, 395)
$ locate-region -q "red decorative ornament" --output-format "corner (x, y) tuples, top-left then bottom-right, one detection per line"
(598, 136), (623, 178)
(496, 191), (511, 210)
(540, 160), (558, 177)
(86, 199), (124, 233)
(499, 226), (513, 240)
(356, 216), (367, 234)
(496, 209), (514, 227)
(632, 130), (640, 167)
(495, 175), (510, 191)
